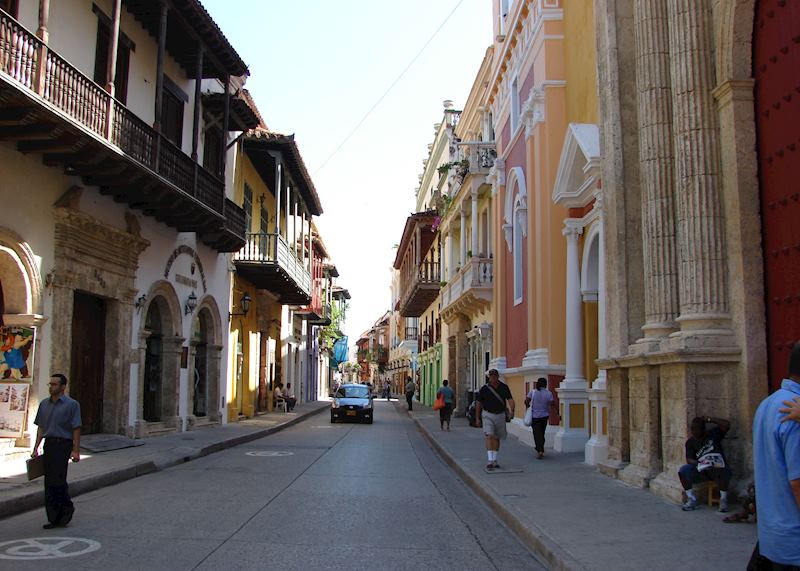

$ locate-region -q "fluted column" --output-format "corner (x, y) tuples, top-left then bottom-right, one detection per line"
(634, 0), (679, 340)
(667, 0), (729, 331)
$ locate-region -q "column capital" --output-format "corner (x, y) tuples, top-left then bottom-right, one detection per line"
(563, 220), (584, 239)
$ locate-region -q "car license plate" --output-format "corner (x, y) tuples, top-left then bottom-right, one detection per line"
(346, 411), (357, 416)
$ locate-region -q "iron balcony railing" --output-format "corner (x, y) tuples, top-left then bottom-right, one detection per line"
(0, 11), (225, 214)
(404, 326), (418, 340)
(233, 232), (312, 294)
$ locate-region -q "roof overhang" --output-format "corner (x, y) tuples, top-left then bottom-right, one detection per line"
(243, 130), (323, 216)
(202, 92), (260, 131)
(392, 210), (438, 269)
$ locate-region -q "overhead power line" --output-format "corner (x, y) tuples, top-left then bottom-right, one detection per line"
(313, 0), (465, 175)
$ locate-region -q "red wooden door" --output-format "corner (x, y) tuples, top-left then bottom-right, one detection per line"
(755, 0), (800, 391)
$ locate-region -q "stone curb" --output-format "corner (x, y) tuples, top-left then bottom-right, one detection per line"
(0, 404), (327, 521)
(402, 405), (587, 571)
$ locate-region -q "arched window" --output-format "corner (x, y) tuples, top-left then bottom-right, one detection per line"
(503, 167), (527, 306)
(513, 198), (524, 304)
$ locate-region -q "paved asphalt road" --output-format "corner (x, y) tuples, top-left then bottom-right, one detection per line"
(0, 401), (544, 570)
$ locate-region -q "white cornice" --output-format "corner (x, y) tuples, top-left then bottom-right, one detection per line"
(552, 123), (601, 208)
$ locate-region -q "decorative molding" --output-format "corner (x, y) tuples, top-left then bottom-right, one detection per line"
(552, 123), (601, 207)
(503, 166), (527, 251)
(487, 158), (505, 196)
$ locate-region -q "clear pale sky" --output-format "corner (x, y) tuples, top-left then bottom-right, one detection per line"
(202, 0), (493, 347)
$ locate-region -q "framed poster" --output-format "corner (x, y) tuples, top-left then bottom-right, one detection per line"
(0, 326), (35, 438)
(0, 382), (29, 437)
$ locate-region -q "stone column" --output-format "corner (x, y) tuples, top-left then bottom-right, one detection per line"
(634, 0), (679, 344)
(554, 223), (589, 452)
(470, 191), (479, 258)
(459, 208), (467, 266)
(667, 0), (730, 336)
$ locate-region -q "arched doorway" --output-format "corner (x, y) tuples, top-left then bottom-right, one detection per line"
(143, 301), (164, 422)
(754, 0), (800, 391)
(192, 309), (211, 417)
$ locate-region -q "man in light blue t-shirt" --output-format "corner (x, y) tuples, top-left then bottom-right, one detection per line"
(753, 343), (800, 568)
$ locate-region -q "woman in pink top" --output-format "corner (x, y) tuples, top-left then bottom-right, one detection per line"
(524, 377), (555, 459)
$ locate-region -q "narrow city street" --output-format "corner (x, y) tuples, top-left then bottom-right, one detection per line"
(0, 401), (543, 571)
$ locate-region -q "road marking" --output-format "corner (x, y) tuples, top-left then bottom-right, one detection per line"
(0, 537), (101, 560)
(245, 450), (294, 457)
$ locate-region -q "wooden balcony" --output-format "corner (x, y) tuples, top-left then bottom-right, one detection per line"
(0, 11), (243, 251)
(398, 260), (441, 317)
(233, 232), (312, 305)
(308, 303), (332, 326)
(440, 257), (493, 323)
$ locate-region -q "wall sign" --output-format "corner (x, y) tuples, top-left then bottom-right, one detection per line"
(163, 246), (207, 293)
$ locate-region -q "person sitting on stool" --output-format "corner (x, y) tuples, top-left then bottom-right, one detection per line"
(679, 415), (732, 512)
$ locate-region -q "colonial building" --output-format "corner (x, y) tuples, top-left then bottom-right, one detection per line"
(230, 124), (325, 417)
(487, 0), (602, 455)
(593, 0), (785, 500)
(0, 0), (251, 443)
(387, 269), (419, 395)
(439, 50), (496, 415)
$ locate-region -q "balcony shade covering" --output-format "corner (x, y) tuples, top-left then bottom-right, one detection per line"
(242, 130), (323, 216)
(123, 0), (249, 79)
(392, 210), (438, 269)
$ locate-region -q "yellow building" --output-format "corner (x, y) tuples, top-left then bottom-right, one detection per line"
(228, 98), (324, 420)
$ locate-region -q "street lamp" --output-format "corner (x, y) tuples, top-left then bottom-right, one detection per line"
(229, 292), (252, 319)
(184, 291), (198, 315)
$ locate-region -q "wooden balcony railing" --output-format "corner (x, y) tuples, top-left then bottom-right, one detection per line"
(233, 232), (311, 294)
(404, 326), (418, 341)
(0, 11), (225, 215)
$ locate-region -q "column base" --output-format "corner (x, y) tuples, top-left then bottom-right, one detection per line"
(597, 458), (627, 478)
(584, 434), (608, 465)
(619, 463), (659, 488)
(522, 348), (549, 368)
(649, 470), (686, 503)
(553, 427), (589, 453)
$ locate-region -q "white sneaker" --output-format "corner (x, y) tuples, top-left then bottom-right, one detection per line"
(682, 498), (699, 511)
(718, 498), (728, 513)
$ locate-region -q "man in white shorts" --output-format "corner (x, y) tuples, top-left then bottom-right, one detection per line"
(475, 369), (515, 470)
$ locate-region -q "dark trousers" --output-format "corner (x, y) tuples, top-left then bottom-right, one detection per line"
(406, 393), (413, 411)
(531, 417), (548, 453)
(43, 438), (74, 524)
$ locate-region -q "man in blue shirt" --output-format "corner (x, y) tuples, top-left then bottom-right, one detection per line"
(31, 374), (82, 529)
(753, 343), (800, 568)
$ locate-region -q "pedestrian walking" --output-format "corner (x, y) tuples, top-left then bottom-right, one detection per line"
(383, 379), (391, 400)
(524, 377), (554, 459)
(476, 369), (515, 470)
(404, 376), (415, 411)
(750, 342), (800, 569)
(436, 379), (455, 431)
(30, 373), (81, 529)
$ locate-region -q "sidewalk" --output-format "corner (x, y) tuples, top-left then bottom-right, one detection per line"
(403, 402), (757, 571)
(0, 401), (328, 520)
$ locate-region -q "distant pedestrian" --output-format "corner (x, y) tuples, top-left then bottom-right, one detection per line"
(678, 415), (732, 512)
(31, 374), (81, 529)
(284, 383), (297, 411)
(750, 342), (800, 568)
(476, 369), (514, 470)
(383, 380), (391, 400)
(524, 377), (554, 459)
(437, 379), (455, 431)
(404, 376), (415, 411)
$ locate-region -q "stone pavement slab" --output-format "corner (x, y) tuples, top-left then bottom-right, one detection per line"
(0, 401), (328, 520)
(404, 403), (757, 571)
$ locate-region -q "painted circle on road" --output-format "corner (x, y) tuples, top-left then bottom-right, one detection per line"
(0, 537), (101, 560)
(245, 450), (294, 457)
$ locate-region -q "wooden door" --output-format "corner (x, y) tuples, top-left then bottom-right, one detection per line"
(755, 0), (800, 391)
(70, 292), (106, 434)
